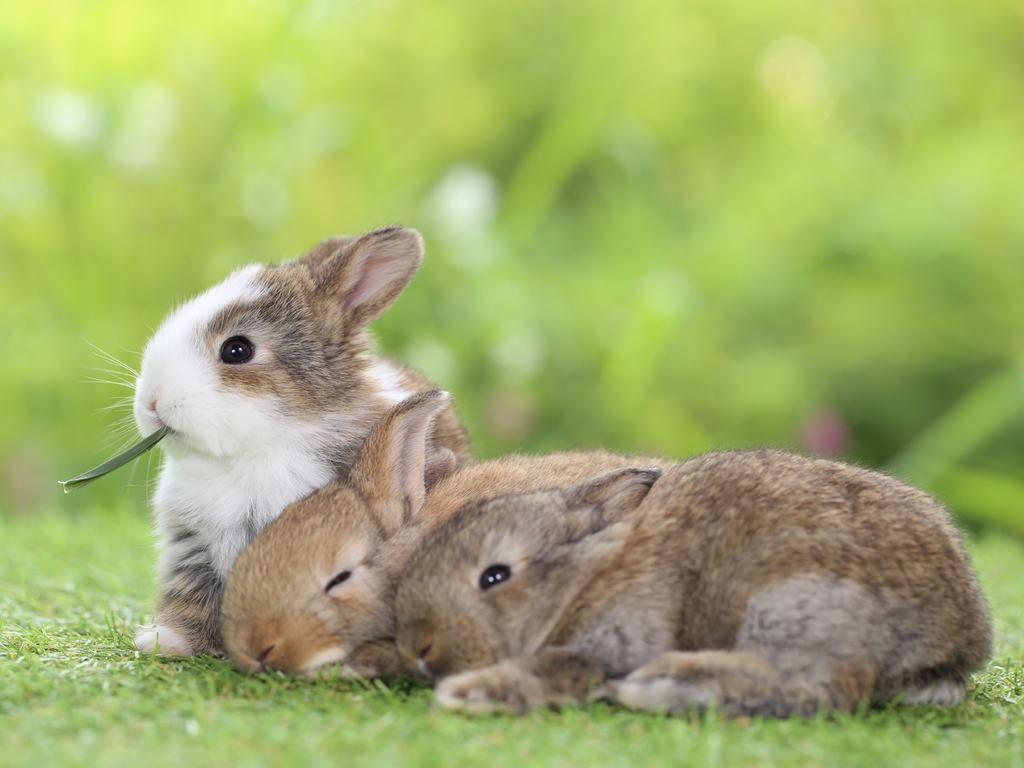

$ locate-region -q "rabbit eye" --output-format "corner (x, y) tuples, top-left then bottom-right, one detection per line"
(479, 565), (511, 591)
(325, 571), (352, 592)
(221, 336), (254, 364)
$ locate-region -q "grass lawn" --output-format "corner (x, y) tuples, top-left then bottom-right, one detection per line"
(2, 505), (1023, 768)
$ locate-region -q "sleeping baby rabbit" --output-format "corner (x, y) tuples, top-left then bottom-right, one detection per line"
(132, 227), (472, 657)
(220, 390), (674, 678)
(394, 451), (992, 717)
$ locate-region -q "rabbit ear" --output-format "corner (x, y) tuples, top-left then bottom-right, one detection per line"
(311, 227), (424, 330)
(423, 446), (457, 491)
(348, 390), (452, 534)
(562, 466), (663, 526)
(295, 234), (359, 271)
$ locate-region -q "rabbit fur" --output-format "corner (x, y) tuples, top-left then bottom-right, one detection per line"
(132, 227), (471, 657)
(393, 450), (992, 717)
(220, 390), (675, 678)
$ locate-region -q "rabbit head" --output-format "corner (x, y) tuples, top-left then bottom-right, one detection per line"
(221, 390), (457, 677)
(133, 226), (425, 464)
(394, 466), (662, 680)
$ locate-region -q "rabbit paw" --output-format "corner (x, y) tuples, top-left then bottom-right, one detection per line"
(435, 662), (545, 715)
(610, 651), (774, 714)
(136, 625), (195, 656)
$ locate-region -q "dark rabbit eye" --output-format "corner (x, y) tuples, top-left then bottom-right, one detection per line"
(325, 571), (352, 592)
(220, 336), (254, 364)
(479, 564), (511, 591)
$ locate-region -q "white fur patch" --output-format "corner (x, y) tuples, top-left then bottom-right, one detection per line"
(136, 624), (195, 656)
(153, 412), (349, 578)
(367, 358), (416, 405)
(901, 678), (965, 707)
(133, 264), (265, 447)
(300, 647), (351, 678)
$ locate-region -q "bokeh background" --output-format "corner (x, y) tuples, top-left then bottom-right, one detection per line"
(1, 0), (1022, 531)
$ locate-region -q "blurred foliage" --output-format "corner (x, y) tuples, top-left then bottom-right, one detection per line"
(1, 0), (1022, 530)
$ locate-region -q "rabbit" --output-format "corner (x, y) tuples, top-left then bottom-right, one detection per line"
(220, 389), (675, 679)
(130, 226), (472, 657)
(393, 450), (992, 717)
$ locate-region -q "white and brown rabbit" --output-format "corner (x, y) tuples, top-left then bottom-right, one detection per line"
(220, 390), (674, 678)
(393, 451), (992, 717)
(131, 227), (472, 657)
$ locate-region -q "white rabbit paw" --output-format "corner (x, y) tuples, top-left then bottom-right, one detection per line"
(135, 625), (196, 656)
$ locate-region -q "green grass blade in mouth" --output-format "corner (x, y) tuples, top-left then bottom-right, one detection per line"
(60, 426), (170, 493)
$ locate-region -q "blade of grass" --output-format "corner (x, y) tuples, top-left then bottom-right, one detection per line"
(886, 365), (1024, 486)
(59, 426), (169, 493)
(930, 466), (1024, 536)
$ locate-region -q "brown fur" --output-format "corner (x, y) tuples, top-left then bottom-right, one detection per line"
(221, 392), (673, 676)
(393, 451), (992, 717)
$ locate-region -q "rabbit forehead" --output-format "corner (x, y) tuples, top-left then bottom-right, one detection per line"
(470, 491), (603, 554)
(279, 485), (384, 562)
(160, 264), (266, 336)
(476, 522), (546, 571)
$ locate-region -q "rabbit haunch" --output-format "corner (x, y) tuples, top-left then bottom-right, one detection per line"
(394, 451), (992, 717)
(132, 227), (471, 657)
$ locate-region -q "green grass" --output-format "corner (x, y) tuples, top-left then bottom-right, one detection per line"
(3, 507), (1023, 768)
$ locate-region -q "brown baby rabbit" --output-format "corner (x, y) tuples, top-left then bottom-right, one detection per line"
(221, 390), (674, 678)
(394, 450), (992, 717)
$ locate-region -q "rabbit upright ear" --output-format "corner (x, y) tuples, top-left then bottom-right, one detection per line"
(562, 466), (663, 524)
(348, 390), (453, 534)
(295, 234), (359, 272)
(313, 227), (424, 330)
(423, 446), (457, 491)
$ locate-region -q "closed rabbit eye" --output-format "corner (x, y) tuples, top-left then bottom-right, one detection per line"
(220, 336), (254, 364)
(324, 571), (352, 592)
(478, 564), (512, 591)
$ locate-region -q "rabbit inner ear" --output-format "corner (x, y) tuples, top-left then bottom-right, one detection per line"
(563, 467), (662, 528)
(348, 391), (451, 533)
(423, 447), (457, 490)
(318, 227), (423, 329)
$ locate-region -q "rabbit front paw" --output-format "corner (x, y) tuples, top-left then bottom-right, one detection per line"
(435, 661), (546, 715)
(135, 624), (196, 656)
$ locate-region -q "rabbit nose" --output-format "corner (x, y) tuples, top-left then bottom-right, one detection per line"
(398, 619), (436, 677)
(253, 643), (276, 674)
(416, 643), (433, 677)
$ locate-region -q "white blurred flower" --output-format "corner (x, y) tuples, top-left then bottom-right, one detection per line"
(110, 83), (180, 172)
(34, 88), (104, 147)
(241, 173), (291, 228)
(490, 323), (546, 384)
(757, 36), (833, 126)
(258, 61), (306, 112)
(429, 163), (498, 238)
(290, 103), (346, 166)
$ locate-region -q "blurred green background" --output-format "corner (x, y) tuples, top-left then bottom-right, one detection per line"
(1, 0), (1022, 530)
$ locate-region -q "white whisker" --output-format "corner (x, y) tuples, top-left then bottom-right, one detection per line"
(84, 338), (141, 378)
